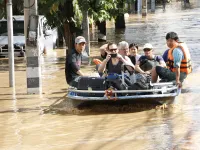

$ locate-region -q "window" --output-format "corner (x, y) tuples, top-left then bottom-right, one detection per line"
(0, 20), (24, 36)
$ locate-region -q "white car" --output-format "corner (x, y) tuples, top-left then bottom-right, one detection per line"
(0, 15), (58, 58)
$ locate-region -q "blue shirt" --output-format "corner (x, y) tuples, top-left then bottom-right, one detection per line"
(173, 47), (184, 68)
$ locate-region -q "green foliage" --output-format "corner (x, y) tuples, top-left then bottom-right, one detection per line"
(0, 0), (24, 19)
(0, 0), (129, 33)
(0, 0), (6, 19)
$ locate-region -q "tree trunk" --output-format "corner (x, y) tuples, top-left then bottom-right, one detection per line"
(115, 14), (126, 29)
(57, 28), (64, 48)
(63, 22), (74, 55)
(96, 21), (106, 42)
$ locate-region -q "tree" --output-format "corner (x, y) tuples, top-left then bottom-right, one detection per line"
(39, 0), (122, 51)
(0, 0), (129, 50)
(0, 0), (7, 19)
(0, 0), (24, 19)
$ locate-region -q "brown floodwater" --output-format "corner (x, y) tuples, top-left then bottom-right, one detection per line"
(1, 0), (200, 149)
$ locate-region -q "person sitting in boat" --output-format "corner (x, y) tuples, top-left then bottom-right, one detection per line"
(98, 42), (135, 75)
(128, 43), (141, 65)
(99, 43), (108, 59)
(151, 32), (192, 88)
(65, 36), (86, 87)
(162, 49), (169, 62)
(118, 41), (134, 65)
(135, 43), (166, 74)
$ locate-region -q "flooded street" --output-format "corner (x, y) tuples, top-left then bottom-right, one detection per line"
(1, 0), (200, 149)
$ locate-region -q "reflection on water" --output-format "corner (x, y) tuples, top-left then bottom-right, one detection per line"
(1, 0), (200, 149)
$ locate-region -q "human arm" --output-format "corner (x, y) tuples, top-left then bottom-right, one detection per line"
(173, 48), (184, 87)
(76, 70), (84, 76)
(135, 61), (147, 74)
(175, 67), (182, 88)
(69, 53), (84, 76)
(118, 55), (135, 72)
(157, 55), (166, 67)
(98, 54), (111, 73)
(100, 44), (108, 59)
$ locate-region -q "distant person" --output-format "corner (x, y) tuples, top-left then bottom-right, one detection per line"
(65, 36), (86, 87)
(128, 43), (141, 65)
(151, 32), (192, 88)
(135, 43), (166, 74)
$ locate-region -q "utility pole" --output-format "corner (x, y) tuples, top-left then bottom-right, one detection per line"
(142, 0), (147, 17)
(82, 10), (90, 56)
(7, 0), (15, 87)
(137, 0), (142, 13)
(24, 0), (41, 94)
(151, 0), (156, 12)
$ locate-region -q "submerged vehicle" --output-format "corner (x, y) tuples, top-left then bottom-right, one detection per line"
(67, 73), (180, 105)
(0, 16), (58, 58)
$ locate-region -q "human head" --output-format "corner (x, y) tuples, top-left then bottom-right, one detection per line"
(107, 42), (118, 55)
(166, 32), (179, 48)
(118, 41), (129, 57)
(75, 36), (86, 53)
(129, 43), (138, 56)
(143, 43), (153, 58)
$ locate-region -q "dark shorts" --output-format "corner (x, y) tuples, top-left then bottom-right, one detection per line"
(156, 66), (187, 82)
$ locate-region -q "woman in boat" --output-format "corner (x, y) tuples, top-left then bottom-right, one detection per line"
(128, 43), (141, 65)
(135, 43), (166, 74)
(98, 42), (134, 75)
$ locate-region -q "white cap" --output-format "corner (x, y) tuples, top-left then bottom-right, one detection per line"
(75, 36), (86, 44)
(143, 43), (153, 49)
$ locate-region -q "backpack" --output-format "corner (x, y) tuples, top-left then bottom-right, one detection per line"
(140, 56), (160, 72)
(128, 73), (151, 90)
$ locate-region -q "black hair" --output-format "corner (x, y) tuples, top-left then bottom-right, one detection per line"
(129, 43), (138, 50)
(166, 32), (179, 41)
(107, 42), (116, 50)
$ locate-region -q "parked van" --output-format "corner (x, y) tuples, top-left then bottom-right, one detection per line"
(0, 15), (58, 57)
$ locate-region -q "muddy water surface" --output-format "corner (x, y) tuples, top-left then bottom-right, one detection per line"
(1, 1), (200, 150)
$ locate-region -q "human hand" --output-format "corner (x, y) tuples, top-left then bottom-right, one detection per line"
(176, 81), (182, 88)
(116, 54), (123, 60)
(144, 71), (151, 74)
(105, 54), (111, 62)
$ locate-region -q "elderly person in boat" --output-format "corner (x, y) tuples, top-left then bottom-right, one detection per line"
(135, 43), (166, 74)
(98, 42), (134, 75)
(118, 41), (134, 65)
